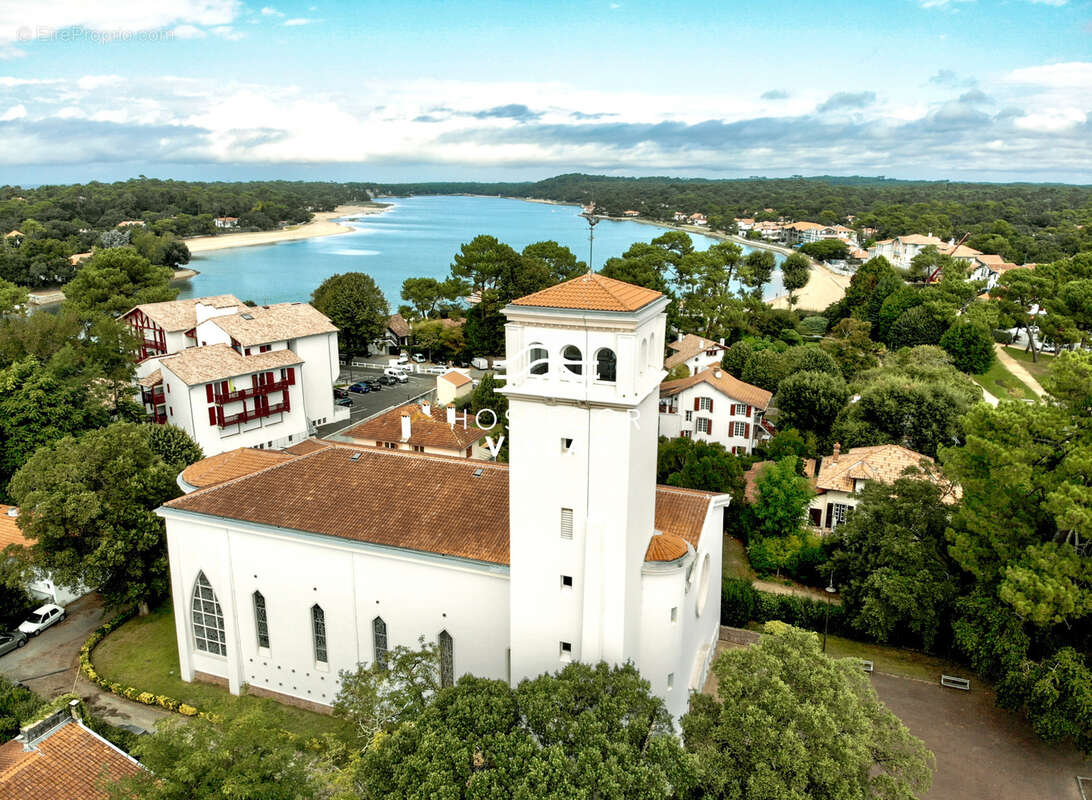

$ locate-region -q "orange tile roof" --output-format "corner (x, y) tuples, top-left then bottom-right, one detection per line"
(165, 446), (715, 565)
(895, 234), (946, 246)
(664, 334), (722, 369)
(281, 438), (330, 456)
(659, 366), (772, 410)
(815, 444), (937, 493)
(210, 303), (337, 346)
(122, 295), (243, 332)
(0, 505), (26, 551)
(510, 273), (663, 313)
(344, 402), (489, 452)
(439, 370), (472, 387)
(644, 533), (689, 562)
(180, 448), (297, 490)
(0, 720), (142, 800)
(159, 343), (302, 386)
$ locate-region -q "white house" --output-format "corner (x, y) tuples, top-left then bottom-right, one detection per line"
(0, 505), (86, 605)
(967, 254), (1023, 290)
(658, 367), (773, 455)
(158, 273), (727, 720)
(371, 314), (412, 356)
(734, 218), (755, 233)
(664, 333), (727, 376)
(867, 234), (947, 270)
(436, 369), (473, 405)
(806, 443), (954, 529)
(214, 216), (239, 229)
(687, 213), (708, 227)
(125, 298), (348, 453)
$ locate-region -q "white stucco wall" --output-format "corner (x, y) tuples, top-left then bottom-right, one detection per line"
(658, 382), (763, 454)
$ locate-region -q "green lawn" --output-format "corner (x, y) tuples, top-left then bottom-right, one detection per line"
(824, 635), (976, 683)
(974, 357), (1038, 401)
(1003, 345), (1054, 384)
(93, 605), (352, 742)
(722, 535), (756, 580)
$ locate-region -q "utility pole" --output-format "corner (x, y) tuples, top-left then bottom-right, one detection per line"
(580, 205), (600, 272)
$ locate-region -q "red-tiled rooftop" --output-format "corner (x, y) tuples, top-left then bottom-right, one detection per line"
(510, 273), (663, 313)
(164, 445), (715, 565)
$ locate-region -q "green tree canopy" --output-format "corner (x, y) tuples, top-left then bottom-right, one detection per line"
(8, 422), (181, 613)
(939, 320), (995, 374)
(657, 437), (745, 496)
(780, 251), (812, 310)
(751, 456), (815, 538)
(311, 271), (389, 357)
(774, 370), (850, 438)
(683, 626), (933, 800)
(62, 247), (175, 317)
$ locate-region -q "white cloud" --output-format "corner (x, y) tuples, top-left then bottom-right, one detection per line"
(172, 24), (207, 39)
(260, 6), (284, 16)
(0, 103), (25, 120)
(913, 0), (973, 8)
(0, 0), (241, 49)
(1005, 61), (1092, 88)
(282, 17), (314, 26)
(211, 25), (244, 40)
(1025, 0), (1067, 5)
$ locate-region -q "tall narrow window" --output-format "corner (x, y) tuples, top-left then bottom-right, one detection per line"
(438, 630), (454, 688)
(529, 343), (549, 376)
(372, 616), (388, 671)
(311, 604), (327, 663)
(253, 590), (269, 649)
(191, 572), (226, 656)
(560, 508), (574, 540)
(595, 348), (617, 382)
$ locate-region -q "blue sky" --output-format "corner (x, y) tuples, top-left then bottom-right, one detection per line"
(0, 0), (1090, 184)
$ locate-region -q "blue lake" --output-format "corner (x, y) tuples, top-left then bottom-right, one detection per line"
(178, 195), (785, 306)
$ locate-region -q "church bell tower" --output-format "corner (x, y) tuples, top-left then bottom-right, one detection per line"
(500, 273), (669, 683)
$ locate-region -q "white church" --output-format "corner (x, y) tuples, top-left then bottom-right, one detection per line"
(159, 273), (727, 719)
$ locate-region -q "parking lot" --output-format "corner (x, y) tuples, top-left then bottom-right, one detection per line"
(315, 367), (436, 438)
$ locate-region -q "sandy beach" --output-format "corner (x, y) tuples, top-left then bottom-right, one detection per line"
(769, 264), (851, 312)
(184, 204), (387, 254)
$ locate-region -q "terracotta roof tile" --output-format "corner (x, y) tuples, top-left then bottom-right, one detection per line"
(895, 234), (946, 246)
(0, 505), (26, 551)
(816, 444), (937, 493)
(164, 446), (715, 564)
(210, 303), (337, 346)
(136, 369), (162, 388)
(159, 343), (302, 386)
(660, 366), (772, 409)
(438, 370), (472, 387)
(387, 314), (411, 338)
(510, 273), (663, 313)
(0, 720), (142, 800)
(281, 438), (330, 456)
(344, 403), (488, 452)
(122, 295), (243, 332)
(644, 533), (689, 562)
(180, 448), (297, 490)
(664, 334), (721, 369)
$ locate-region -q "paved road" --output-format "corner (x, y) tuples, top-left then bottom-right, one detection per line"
(0, 593), (171, 732)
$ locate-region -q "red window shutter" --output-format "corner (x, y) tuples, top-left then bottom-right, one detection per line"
(746, 405), (752, 417)
(708, 398), (714, 413)
(287, 367), (295, 385)
(220, 381), (228, 396)
(205, 384), (214, 403)
(245, 348), (251, 356)
(208, 407), (217, 425)
(283, 389), (290, 408)
(745, 423), (751, 439)
(693, 397), (700, 411)
(706, 421), (712, 435)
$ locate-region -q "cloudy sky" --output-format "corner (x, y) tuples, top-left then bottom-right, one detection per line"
(0, 0), (1090, 184)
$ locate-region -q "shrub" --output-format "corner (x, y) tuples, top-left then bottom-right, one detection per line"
(721, 577), (848, 636)
(993, 328), (1014, 344)
(178, 704), (199, 716)
(800, 316), (829, 337)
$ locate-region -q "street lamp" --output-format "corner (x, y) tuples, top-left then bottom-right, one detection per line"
(823, 575), (836, 653)
(579, 209), (600, 271)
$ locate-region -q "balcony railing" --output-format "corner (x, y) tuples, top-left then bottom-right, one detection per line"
(214, 378), (289, 404)
(219, 400), (289, 427)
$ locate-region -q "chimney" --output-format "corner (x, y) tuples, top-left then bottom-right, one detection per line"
(676, 332), (683, 342)
(421, 401), (431, 417)
(446, 404), (456, 425)
(832, 442), (841, 463)
(719, 337), (725, 346)
(400, 412), (411, 441)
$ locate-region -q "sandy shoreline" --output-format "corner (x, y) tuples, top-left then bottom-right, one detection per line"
(184, 204), (388, 254)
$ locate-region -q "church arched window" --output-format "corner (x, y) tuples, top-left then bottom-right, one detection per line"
(438, 629), (454, 687)
(595, 348), (617, 382)
(562, 345), (583, 375)
(253, 590), (269, 649)
(529, 342), (549, 376)
(372, 616), (388, 670)
(311, 604), (328, 663)
(191, 571), (226, 656)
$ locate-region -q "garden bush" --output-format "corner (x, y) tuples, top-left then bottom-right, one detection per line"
(720, 577), (848, 636)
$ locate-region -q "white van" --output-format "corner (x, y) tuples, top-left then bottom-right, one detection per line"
(384, 367), (410, 382)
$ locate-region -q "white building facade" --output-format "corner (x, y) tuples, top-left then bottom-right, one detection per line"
(159, 274), (726, 720)
(658, 367), (773, 455)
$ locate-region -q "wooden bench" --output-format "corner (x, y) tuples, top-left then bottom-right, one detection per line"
(940, 674), (971, 691)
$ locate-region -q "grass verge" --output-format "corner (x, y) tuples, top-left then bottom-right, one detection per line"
(722, 535), (756, 580)
(92, 604), (351, 741)
(1002, 345), (1054, 384)
(975, 357), (1038, 401)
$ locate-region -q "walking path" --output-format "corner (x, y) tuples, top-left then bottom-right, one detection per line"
(994, 345), (1048, 398)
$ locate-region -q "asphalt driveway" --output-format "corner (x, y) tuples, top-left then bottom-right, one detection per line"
(319, 367), (436, 437)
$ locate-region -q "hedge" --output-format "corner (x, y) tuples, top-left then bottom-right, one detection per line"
(79, 609), (219, 722)
(720, 577), (849, 637)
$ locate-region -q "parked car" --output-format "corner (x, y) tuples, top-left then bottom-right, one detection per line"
(333, 387), (349, 399)
(335, 397), (353, 407)
(412, 353), (426, 363)
(0, 631), (27, 656)
(348, 382), (371, 394)
(379, 374), (398, 385)
(19, 604), (66, 637)
(364, 379), (382, 390)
